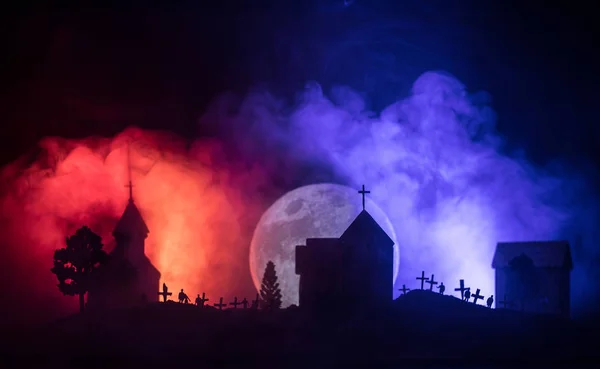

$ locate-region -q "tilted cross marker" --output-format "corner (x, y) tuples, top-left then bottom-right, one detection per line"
(358, 185), (370, 210)
(454, 279), (468, 300)
(471, 289), (484, 304)
(416, 271), (429, 290)
(426, 274), (438, 291)
(214, 297), (226, 310)
(399, 284), (411, 295)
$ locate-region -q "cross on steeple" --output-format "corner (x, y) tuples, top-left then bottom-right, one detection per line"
(125, 141), (134, 202)
(358, 184), (370, 210)
(125, 180), (134, 202)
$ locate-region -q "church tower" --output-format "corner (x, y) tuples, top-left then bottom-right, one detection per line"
(87, 181), (161, 310)
(112, 181), (150, 263)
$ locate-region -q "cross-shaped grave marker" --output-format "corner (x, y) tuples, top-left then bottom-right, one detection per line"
(158, 283), (172, 302)
(454, 279), (468, 300)
(416, 271), (429, 290)
(426, 274), (438, 291)
(214, 297), (226, 310)
(240, 298), (249, 309)
(399, 284), (411, 295)
(471, 289), (484, 305)
(230, 297), (242, 309)
(198, 292), (209, 307)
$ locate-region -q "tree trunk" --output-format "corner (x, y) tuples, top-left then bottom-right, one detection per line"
(79, 293), (85, 313)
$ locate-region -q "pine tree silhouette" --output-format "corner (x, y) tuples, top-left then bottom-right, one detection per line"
(51, 226), (109, 313)
(259, 260), (282, 310)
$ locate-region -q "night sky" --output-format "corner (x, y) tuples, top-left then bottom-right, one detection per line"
(1, 0), (599, 326)
(3, 1), (598, 165)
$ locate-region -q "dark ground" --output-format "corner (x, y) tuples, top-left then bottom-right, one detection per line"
(3, 290), (598, 368)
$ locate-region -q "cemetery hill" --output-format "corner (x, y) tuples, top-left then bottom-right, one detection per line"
(6, 183), (598, 367)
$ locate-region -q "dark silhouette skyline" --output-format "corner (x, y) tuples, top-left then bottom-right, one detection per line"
(2, 5), (600, 359)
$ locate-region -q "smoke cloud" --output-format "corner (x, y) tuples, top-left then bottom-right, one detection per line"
(202, 71), (598, 315)
(1, 70), (598, 326)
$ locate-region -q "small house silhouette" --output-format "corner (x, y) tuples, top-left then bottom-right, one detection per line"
(492, 240), (573, 317)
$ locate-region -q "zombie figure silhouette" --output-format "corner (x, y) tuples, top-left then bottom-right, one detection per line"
(195, 294), (202, 306)
(487, 295), (494, 308)
(437, 283), (445, 295)
(178, 289), (190, 304)
(464, 289), (471, 302)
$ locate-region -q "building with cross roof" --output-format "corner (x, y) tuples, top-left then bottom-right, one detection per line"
(295, 186), (395, 311)
(87, 182), (161, 310)
(492, 240), (573, 317)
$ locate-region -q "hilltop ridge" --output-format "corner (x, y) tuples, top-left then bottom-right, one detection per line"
(6, 290), (596, 368)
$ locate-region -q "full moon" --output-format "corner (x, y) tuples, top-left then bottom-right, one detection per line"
(249, 183), (400, 307)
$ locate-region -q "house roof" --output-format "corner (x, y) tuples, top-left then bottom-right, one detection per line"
(491, 240), (573, 269)
(339, 210), (394, 245)
(113, 199), (149, 236)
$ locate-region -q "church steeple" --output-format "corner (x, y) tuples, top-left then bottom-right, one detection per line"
(112, 181), (149, 262)
(114, 145), (147, 237)
(112, 145), (149, 260)
(113, 197), (149, 238)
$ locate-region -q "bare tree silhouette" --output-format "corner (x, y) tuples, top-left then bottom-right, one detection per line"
(259, 260), (282, 311)
(51, 226), (109, 313)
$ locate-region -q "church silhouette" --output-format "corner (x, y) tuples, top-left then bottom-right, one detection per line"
(295, 185), (395, 311)
(87, 181), (161, 310)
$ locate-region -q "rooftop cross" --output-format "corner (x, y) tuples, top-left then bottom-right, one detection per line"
(125, 141), (134, 202)
(125, 181), (134, 202)
(358, 184), (370, 210)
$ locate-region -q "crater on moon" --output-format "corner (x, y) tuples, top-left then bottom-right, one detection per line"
(249, 183), (399, 307)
